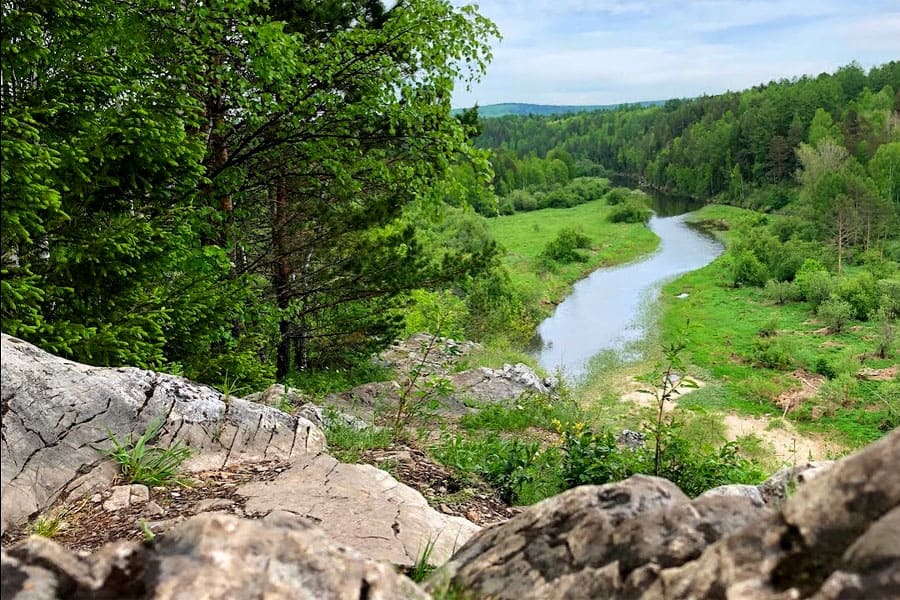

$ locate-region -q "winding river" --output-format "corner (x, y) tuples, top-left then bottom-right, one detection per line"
(534, 200), (723, 381)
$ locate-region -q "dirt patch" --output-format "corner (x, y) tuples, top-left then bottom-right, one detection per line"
(723, 414), (832, 463)
(776, 369), (825, 415)
(1, 461), (288, 553)
(857, 365), (899, 381)
(358, 445), (518, 527)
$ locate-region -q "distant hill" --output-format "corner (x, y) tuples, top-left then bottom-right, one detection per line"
(452, 101), (665, 118)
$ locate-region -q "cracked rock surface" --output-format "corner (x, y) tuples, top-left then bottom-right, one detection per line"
(237, 452), (480, 566)
(1, 512), (428, 599)
(430, 430), (900, 599)
(1, 334), (325, 535)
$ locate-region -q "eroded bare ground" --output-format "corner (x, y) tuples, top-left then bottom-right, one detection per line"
(356, 444), (520, 527)
(618, 372), (838, 463)
(0, 444), (515, 553)
(0, 461), (288, 552)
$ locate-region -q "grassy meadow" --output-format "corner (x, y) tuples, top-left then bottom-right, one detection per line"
(485, 198), (659, 311)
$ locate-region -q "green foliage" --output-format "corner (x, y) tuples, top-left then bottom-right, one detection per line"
(727, 250), (768, 287)
(817, 296), (855, 332)
(104, 420), (193, 487)
(764, 280), (793, 305)
(750, 335), (796, 369)
(540, 227), (592, 263)
(30, 510), (68, 538)
(607, 197), (652, 224)
(408, 537), (439, 583)
(558, 422), (765, 498)
(323, 419), (393, 464)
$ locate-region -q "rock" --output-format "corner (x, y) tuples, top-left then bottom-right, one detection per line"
(756, 461), (833, 505)
(237, 452), (479, 567)
(377, 333), (479, 375)
(431, 476), (700, 599)
(242, 383), (305, 408)
(191, 498), (234, 514)
(433, 430), (899, 599)
(698, 483), (765, 506)
(616, 429), (646, 450)
(447, 363), (549, 406)
(1, 513), (428, 599)
(102, 484), (150, 512)
(141, 501), (166, 518)
(645, 428), (900, 599)
(1, 334), (325, 536)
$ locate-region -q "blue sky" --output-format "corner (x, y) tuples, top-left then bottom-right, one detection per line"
(452, 0), (900, 107)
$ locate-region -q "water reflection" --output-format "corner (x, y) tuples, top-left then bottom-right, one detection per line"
(533, 212), (722, 382)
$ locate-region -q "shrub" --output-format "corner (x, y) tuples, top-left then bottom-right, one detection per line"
(558, 422), (764, 498)
(817, 373), (859, 407)
(757, 318), (779, 338)
(835, 272), (877, 320)
(750, 336), (794, 369)
(817, 296), (854, 333)
(540, 227), (592, 263)
(794, 259), (833, 308)
(728, 251), (768, 287)
(876, 278), (900, 318)
(607, 198), (652, 224)
(870, 305), (896, 359)
(604, 187), (633, 205)
(813, 356), (837, 379)
(764, 279), (793, 305)
(104, 419), (193, 486)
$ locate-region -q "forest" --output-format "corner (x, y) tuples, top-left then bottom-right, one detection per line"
(2, 2), (898, 421)
(1, 0), (503, 388)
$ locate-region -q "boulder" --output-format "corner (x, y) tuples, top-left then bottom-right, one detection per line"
(431, 475), (770, 599)
(432, 429), (899, 599)
(448, 363), (550, 404)
(1, 512), (428, 599)
(237, 452), (479, 567)
(1, 334), (325, 535)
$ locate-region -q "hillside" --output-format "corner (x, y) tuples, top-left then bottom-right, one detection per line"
(452, 100), (664, 118)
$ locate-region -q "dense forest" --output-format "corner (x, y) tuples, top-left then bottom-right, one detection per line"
(467, 61), (899, 218)
(3, 0), (898, 404)
(1, 0), (504, 388)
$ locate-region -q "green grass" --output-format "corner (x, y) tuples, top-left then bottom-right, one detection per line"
(104, 419), (193, 486)
(657, 209), (897, 448)
(324, 419), (393, 463)
(486, 198), (659, 309)
(31, 511), (68, 538)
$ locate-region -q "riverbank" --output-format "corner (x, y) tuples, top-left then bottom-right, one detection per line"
(656, 205), (896, 451)
(485, 198), (659, 312)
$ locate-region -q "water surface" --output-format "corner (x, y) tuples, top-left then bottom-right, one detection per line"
(534, 212), (723, 381)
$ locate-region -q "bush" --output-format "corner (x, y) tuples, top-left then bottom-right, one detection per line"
(727, 251), (768, 287)
(764, 280), (793, 305)
(607, 198), (652, 224)
(540, 227), (592, 263)
(750, 336), (794, 369)
(604, 187), (633, 205)
(794, 259), (833, 308)
(876, 279), (900, 318)
(558, 423), (764, 498)
(835, 272), (877, 320)
(817, 296), (854, 333)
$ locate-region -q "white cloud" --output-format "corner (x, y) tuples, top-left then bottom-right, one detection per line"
(452, 0), (900, 106)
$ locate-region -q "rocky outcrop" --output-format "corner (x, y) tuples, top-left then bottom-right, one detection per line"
(1, 512), (428, 599)
(236, 452), (479, 567)
(0, 334), (325, 535)
(432, 429), (900, 599)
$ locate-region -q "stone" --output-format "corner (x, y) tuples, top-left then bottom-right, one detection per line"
(237, 452), (479, 567)
(191, 498), (235, 514)
(698, 483), (765, 506)
(1, 334), (325, 535)
(756, 460), (833, 505)
(1, 513), (428, 599)
(431, 476), (697, 599)
(432, 431), (899, 599)
(102, 484), (150, 512)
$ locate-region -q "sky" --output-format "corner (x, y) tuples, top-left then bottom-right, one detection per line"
(451, 0), (900, 108)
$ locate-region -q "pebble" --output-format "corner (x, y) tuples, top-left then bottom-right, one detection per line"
(91, 493), (102, 504)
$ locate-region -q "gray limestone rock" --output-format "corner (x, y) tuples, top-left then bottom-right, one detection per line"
(237, 452), (479, 567)
(1, 513), (429, 599)
(1, 334), (325, 535)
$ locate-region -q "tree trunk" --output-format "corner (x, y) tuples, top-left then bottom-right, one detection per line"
(273, 176), (292, 379)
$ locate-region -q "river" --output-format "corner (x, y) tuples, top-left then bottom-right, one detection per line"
(534, 197), (723, 381)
